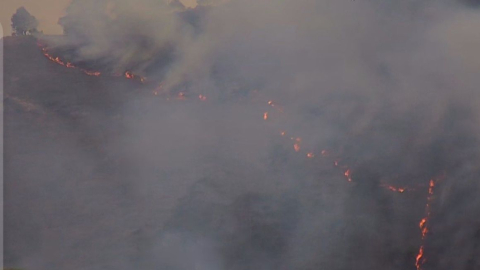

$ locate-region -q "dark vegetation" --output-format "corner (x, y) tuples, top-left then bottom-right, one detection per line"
(11, 7), (38, 36)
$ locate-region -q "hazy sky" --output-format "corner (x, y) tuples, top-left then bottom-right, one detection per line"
(0, 0), (197, 36)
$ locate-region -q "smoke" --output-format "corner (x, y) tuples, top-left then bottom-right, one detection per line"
(6, 0), (480, 269)
(46, 0), (194, 75)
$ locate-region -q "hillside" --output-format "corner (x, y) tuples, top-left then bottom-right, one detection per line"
(4, 36), (153, 268)
(3, 36), (480, 270)
(4, 36), (319, 269)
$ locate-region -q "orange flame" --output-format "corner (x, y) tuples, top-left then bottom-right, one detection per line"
(125, 71), (134, 79)
(264, 112), (269, 120)
(415, 178), (438, 270)
(40, 45), (104, 77)
(428, 179), (435, 195)
(39, 44), (147, 81)
(416, 246), (425, 270)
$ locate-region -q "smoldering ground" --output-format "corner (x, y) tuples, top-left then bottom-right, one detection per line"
(4, 0), (480, 269)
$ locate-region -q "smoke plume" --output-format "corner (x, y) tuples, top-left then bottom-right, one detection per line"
(5, 0), (480, 269)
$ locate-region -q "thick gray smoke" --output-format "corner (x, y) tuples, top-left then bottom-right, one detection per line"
(5, 0), (480, 269)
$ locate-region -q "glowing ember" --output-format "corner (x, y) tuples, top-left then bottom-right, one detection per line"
(344, 169), (352, 182)
(124, 71), (146, 82)
(419, 218), (426, 230)
(177, 92), (186, 100)
(428, 179), (435, 195)
(380, 184), (407, 193)
(420, 218), (428, 237)
(125, 71), (134, 79)
(83, 70), (101, 76)
(280, 131), (286, 136)
(199, 94), (207, 101)
(264, 112), (269, 120)
(293, 143), (300, 152)
(394, 187), (406, 193)
(307, 152), (315, 158)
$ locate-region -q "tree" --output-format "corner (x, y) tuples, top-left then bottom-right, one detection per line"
(11, 7), (39, 36)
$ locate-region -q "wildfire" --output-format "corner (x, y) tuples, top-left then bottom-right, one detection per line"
(266, 99), (284, 112)
(420, 218), (428, 237)
(83, 70), (101, 76)
(380, 184), (409, 193)
(125, 71), (134, 79)
(415, 178), (438, 270)
(291, 137), (301, 152)
(344, 169), (352, 182)
(293, 143), (300, 152)
(416, 246), (425, 270)
(42, 48), (75, 68)
(40, 45), (102, 77)
(177, 92), (186, 100)
(38, 40), (448, 270)
(264, 102), (422, 195)
(124, 71), (147, 82)
(256, 93), (429, 202)
(38, 42), (148, 81)
(428, 179), (435, 195)
(388, 186), (405, 193)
